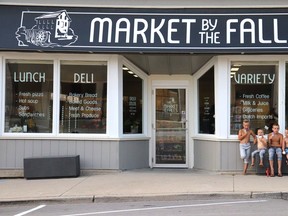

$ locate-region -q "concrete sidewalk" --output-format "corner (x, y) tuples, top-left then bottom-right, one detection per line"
(1, 169), (288, 203)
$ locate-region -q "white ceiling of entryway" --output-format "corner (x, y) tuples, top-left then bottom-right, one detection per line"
(123, 54), (214, 75)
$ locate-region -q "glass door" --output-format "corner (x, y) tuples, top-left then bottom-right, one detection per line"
(154, 88), (187, 166)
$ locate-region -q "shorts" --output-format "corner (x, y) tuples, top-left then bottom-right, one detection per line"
(268, 147), (282, 160)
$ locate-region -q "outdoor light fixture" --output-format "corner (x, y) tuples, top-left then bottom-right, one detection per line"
(231, 67), (239, 72)
(122, 66), (129, 70)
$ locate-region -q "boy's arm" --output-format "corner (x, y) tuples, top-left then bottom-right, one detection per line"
(253, 137), (257, 144)
(266, 134), (270, 148)
(264, 138), (268, 148)
(238, 129), (248, 141)
(238, 130), (244, 141)
(268, 133), (272, 145)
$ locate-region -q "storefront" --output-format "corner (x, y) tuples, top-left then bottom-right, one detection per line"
(1, 1), (288, 176)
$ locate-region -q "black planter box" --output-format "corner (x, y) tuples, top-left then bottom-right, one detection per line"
(255, 151), (288, 175)
(24, 155), (80, 179)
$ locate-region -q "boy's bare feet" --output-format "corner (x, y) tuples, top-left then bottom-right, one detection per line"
(270, 169), (275, 177)
(243, 163), (248, 175)
(278, 168), (283, 177)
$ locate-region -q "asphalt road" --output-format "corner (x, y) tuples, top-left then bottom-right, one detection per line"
(1, 196), (288, 216)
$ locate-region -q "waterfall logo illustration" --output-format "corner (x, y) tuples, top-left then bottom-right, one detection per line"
(16, 10), (78, 48)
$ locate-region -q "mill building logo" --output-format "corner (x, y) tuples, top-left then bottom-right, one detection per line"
(15, 10), (78, 48)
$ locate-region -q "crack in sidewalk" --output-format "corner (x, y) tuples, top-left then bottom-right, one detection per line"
(58, 177), (90, 198)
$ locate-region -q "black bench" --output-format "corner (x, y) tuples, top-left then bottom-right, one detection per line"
(255, 151), (288, 175)
(24, 155), (80, 179)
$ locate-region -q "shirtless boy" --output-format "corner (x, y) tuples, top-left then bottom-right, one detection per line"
(268, 123), (284, 177)
(251, 128), (267, 167)
(238, 120), (256, 175)
(283, 128), (288, 165)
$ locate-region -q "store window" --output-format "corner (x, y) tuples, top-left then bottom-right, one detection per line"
(198, 67), (215, 134)
(123, 65), (143, 134)
(60, 61), (107, 133)
(5, 60), (53, 133)
(230, 63), (278, 135)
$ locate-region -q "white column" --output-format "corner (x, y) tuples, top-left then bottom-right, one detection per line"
(107, 55), (122, 138)
(214, 56), (229, 138)
(53, 59), (62, 134)
(278, 60), (286, 133)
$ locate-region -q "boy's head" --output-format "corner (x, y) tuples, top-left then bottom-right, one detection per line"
(272, 123), (280, 133)
(242, 120), (250, 129)
(257, 129), (264, 136)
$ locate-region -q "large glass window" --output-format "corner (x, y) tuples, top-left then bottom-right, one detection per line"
(230, 63), (278, 135)
(123, 65), (143, 134)
(5, 60), (53, 133)
(198, 67), (215, 134)
(60, 61), (107, 133)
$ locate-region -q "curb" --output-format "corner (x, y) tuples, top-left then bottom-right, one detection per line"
(2, 192), (287, 205)
(251, 192), (288, 200)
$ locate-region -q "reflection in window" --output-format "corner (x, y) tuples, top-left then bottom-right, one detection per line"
(5, 60), (53, 133)
(230, 63), (278, 135)
(60, 61), (107, 133)
(123, 65), (143, 134)
(198, 67), (215, 134)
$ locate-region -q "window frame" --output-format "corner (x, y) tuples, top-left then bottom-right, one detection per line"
(4, 59), (54, 134)
(121, 57), (148, 137)
(59, 60), (108, 134)
(193, 55), (287, 140)
(193, 57), (217, 138)
(122, 65), (143, 135)
(197, 66), (215, 135)
(1, 53), (133, 139)
(225, 56), (286, 139)
(229, 61), (279, 135)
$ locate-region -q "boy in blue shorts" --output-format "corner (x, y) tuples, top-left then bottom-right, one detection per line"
(268, 123), (284, 177)
(238, 120), (256, 175)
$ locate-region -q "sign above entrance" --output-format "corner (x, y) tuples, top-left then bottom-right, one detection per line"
(2, 6), (288, 53)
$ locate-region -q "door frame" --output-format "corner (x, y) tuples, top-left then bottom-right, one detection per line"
(151, 79), (191, 168)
